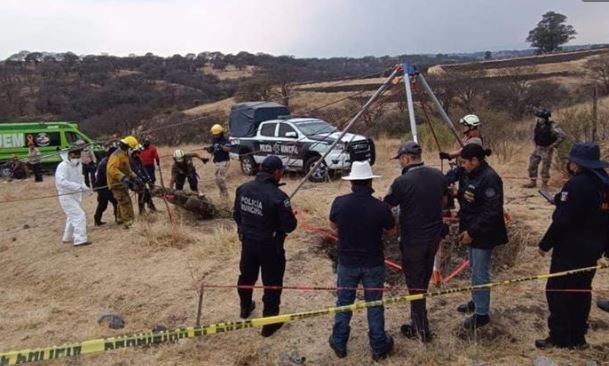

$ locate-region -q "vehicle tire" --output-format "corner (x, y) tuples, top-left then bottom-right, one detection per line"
(0, 163), (11, 179)
(368, 138), (376, 166)
(305, 156), (329, 183)
(240, 154), (258, 176)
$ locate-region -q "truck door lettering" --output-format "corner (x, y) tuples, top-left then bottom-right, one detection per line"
(0, 134), (25, 148)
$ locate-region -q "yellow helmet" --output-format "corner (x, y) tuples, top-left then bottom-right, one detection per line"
(120, 135), (139, 149)
(210, 124), (224, 135)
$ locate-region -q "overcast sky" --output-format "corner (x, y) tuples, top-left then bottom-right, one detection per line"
(1, 0), (607, 59)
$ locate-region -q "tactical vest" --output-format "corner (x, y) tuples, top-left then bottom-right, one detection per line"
(534, 121), (558, 147)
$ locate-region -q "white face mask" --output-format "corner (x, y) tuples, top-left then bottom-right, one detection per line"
(69, 158), (81, 166)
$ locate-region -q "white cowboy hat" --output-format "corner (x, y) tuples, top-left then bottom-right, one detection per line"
(342, 161), (381, 180)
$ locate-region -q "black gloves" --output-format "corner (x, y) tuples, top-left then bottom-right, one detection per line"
(439, 152), (451, 160)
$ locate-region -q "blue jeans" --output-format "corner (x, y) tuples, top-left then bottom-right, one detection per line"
(331, 264), (388, 355)
(468, 247), (492, 315)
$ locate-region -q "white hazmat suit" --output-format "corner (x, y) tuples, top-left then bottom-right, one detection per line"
(55, 151), (91, 245)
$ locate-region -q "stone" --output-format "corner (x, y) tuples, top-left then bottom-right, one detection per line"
(97, 310), (125, 329)
(534, 356), (557, 366)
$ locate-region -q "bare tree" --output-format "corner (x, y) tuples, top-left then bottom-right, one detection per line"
(586, 54), (609, 95)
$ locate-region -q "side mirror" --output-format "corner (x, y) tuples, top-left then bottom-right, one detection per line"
(285, 131), (298, 139)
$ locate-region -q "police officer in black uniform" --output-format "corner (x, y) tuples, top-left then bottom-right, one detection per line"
(233, 155), (297, 337)
(536, 143), (609, 349)
(456, 144), (508, 330)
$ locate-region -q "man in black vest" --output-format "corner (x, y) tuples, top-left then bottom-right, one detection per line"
(524, 108), (566, 189)
(536, 143), (609, 349)
(233, 155), (297, 337)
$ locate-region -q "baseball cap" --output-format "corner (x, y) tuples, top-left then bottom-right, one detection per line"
(392, 141), (422, 159)
(460, 143), (486, 160)
(261, 155), (284, 172)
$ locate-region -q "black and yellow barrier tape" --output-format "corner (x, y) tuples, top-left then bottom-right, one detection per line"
(1, 264), (606, 365)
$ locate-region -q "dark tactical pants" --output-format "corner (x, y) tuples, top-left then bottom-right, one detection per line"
(94, 189), (117, 223)
(401, 239), (440, 334)
(546, 257), (595, 347)
(238, 237), (286, 316)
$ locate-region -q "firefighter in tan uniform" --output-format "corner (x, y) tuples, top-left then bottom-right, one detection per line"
(107, 135), (140, 228)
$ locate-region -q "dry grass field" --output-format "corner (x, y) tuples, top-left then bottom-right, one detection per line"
(2, 133), (609, 365)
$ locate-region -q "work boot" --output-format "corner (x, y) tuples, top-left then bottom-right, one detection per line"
(371, 335), (394, 362)
(240, 301), (256, 319)
(523, 180), (537, 188)
(463, 314), (490, 330)
(597, 299), (609, 313)
(535, 337), (556, 349)
(94, 220), (106, 226)
(457, 300), (475, 313)
(400, 324), (432, 343)
(261, 322), (284, 337)
(328, 335), (347, 358)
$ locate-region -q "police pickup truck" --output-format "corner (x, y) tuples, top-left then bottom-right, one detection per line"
(228, 102), (375, 182)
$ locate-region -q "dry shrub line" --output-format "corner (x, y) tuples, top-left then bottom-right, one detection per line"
(0, 264), (605, 366)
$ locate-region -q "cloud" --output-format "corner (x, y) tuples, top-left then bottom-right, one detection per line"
(0, 0), (606, 59)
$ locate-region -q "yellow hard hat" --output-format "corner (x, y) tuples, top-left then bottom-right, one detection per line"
(210, 124), (224, 135)
(120, 135), (139, 149)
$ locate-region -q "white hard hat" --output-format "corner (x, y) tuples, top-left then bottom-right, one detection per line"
(173, 149), (185, 162)
(459, 114), (481, 127)
(342, 161), (381, 181)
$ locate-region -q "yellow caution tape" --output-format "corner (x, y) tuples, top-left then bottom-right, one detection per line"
(0, 264), (605, 365)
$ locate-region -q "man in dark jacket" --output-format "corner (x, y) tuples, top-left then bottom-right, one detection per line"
(93, 147), (118, 226)
(330, 161), (396, 361)
(131, 147), (157, 214)
(384, 141), (448, 342)
(536, 143), (609, 349)
(456, 144), (508, 330)
(233, 155), (297, 337)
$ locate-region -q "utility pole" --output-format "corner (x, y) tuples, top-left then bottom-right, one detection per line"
(592, 84), (598, 143)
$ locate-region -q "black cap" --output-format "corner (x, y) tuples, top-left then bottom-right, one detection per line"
(261, 155), (284, 172)
(534, 108), (551, 119)
(392, 141), (422, 159)
(460, 143), (486, 160)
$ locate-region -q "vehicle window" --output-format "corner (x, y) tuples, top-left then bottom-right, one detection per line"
(27, 132), (61, 147)
(260, 123), (277, 137)
(293, 120), (336, 136)
(65, 131), (80, 144)
(278, 123), (297, 138)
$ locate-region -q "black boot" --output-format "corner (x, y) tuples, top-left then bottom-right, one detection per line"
(535, 337), (555, 349)
(240, 301), (256, 319)
(457, 300), (475, 313)
(371, 335), (394, 362)
(400, 324), (432, 342)
(463, 314), (490, 330)
(261, 323), (283, 337)
(597, 299), (609, 313)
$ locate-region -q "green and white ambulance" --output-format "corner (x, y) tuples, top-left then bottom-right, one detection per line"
(0, 121), (103, 172)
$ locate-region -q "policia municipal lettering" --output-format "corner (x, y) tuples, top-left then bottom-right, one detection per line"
(233, 155), (297, 337)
